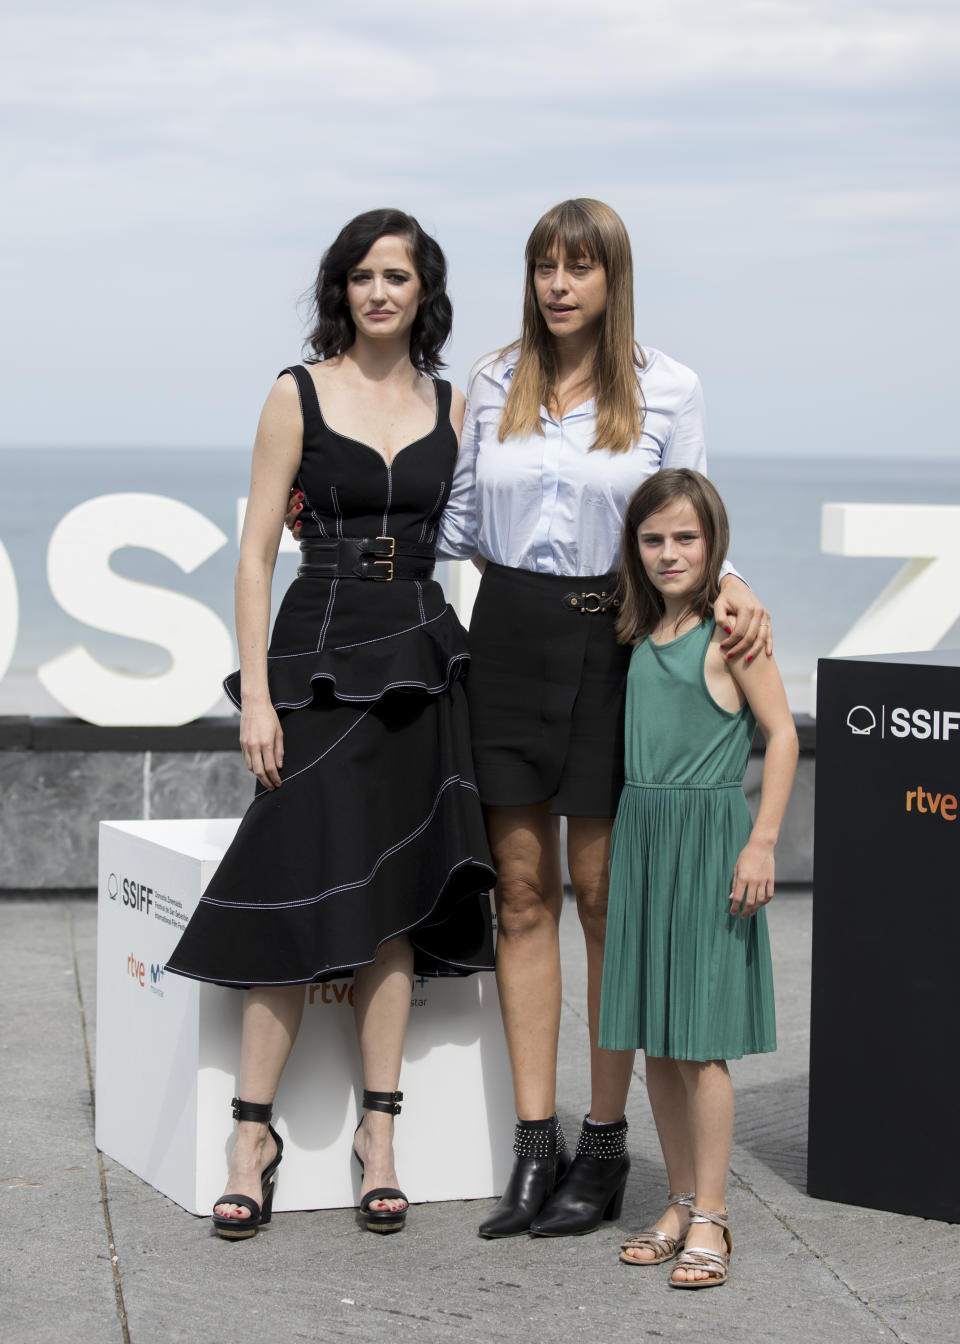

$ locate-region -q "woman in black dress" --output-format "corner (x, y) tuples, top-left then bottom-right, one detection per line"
(166, 210), (494, 1238)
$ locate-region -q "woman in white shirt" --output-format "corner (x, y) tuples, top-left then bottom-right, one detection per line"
(438, 199), (770, 1238)
(286, 199), (769, 1236)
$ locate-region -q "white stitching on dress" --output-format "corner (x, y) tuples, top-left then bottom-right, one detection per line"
(316, 577), (338, 652)
(415, 581), (425, 624)
(382, 464), (392, 536)
(267, 654), (469, 709)
(249, 701), (375, 790)
(204, 775), (480, 911)
(334, 606), (445, 651)
(166, 854), (495, 986)
(419, 482), (446, 541)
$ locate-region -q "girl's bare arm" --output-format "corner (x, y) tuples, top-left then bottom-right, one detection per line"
(727, 649), (799, 917)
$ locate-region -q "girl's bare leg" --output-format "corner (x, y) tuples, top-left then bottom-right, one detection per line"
(353, 934), (414, 1212)
(671, 1059), (734, 1282)
(214, 985), (305, 1221)
(486, 802), (564, 1118)
(567, 816), (636, 1122)
(621, 1054), (695, 1261)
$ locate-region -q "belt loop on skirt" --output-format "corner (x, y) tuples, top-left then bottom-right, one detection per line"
(297, 537), (436, 582)
(561, 588), (621, 614)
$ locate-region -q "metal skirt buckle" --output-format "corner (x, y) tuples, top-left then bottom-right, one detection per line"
(562, 589), (620, 615)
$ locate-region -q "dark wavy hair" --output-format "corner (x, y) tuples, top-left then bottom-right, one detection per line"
(304, 209), (452, 374)
(616, 469), (730, 645)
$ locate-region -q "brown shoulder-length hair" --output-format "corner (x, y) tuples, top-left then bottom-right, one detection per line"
(616, 469), (730, 645)
(497, 199), (645, 455)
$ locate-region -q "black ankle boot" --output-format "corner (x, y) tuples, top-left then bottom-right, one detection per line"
(528, 1115), (629, 1237)
(478, 1116), (570, 1239)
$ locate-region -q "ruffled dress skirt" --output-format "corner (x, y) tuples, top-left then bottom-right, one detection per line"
(165, 576), (496, 988)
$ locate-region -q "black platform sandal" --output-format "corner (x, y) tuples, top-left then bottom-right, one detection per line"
(211, 1097), (284, 1240)
(478, 1116), (570, 1238)
(353, 1089), (408, 1234)
(528, 1114), (629, 1237)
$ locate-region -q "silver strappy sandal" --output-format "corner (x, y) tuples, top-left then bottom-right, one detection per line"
(619, 1191), (695, 1266)
(668, 1205), (733, 1288)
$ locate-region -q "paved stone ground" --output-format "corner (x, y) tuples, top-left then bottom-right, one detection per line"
(3, 892), (957, 1343)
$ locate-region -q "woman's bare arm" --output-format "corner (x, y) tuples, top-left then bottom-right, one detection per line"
(236, 374), (303, 789)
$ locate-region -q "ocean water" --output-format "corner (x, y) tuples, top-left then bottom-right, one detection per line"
(2, 446), (960, 716)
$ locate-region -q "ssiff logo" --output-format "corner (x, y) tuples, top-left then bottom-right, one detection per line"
(108, 872), (153, 914)
(847, 706), (876, 736)
(846, 705), (960, 741)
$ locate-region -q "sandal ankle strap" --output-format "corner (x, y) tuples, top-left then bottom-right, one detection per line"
(669, 1190), (695, 1208)
(362, 1089), (403, 1115)
(688, 1205), (728, 1228)
(231, 1097), (274, 1123)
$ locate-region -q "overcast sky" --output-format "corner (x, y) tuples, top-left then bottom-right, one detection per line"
(4, 0), (958, 456)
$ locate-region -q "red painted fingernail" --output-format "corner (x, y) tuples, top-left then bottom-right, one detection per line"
(296, 502), (302, 510)
(724, 626), (731, 634)
(295, 520), (302, 528)
(727, 652), (734, 659)
(296, 492), (304, 500)
(746, 655), (753, 663)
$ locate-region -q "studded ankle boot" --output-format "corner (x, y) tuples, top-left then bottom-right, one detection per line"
(528, 1114), (629, 1237)
(478, 1116), (570, 1239)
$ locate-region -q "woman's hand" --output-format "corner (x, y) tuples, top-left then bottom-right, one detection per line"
(729, 840), (775, 918)
(239, 700), (284, 789)
(283, 489), (304, 537)
(714, 577), (772, 662)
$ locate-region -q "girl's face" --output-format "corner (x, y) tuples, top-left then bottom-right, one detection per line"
(637, 497), (707, 603)
(533, 250), (607, 341)
(345, 235), (422, 342)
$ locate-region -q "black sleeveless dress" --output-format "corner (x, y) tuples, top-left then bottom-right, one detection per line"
(166, 366), (496, 988)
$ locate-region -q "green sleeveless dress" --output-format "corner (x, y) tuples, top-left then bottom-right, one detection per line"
(598, 620), (776, 1060)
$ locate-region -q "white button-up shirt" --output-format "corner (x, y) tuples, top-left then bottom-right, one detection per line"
(438, 347), (729, 578)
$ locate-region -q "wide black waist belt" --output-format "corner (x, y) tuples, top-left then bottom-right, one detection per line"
(297, 537), (436, 582)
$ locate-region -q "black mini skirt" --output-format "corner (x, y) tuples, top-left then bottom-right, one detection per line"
(467, 563), (631, 818)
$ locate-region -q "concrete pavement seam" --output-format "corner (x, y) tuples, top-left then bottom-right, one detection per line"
(726, 1169), (907, 1343)
(67, 903), (132, 1344)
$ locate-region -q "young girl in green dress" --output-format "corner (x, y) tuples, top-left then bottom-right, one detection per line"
(598, 468), (798, 1288)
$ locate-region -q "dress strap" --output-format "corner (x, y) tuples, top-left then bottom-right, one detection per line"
(434, 378), (452, 429)
(278, 365), (322, 437)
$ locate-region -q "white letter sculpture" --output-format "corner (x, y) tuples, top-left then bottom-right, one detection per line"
(0, 538), (18, 685)
(815, 502), (960, 710)
(38, 494), (234, 725)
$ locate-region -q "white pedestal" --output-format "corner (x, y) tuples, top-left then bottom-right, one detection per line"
(96, 818), (513, 1215)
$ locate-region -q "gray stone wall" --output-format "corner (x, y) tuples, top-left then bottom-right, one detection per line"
(0, 716), (816, 890)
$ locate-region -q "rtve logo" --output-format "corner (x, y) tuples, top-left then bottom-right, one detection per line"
(126, 953), (166, 992)
(107, 872), (154, 914)
(904, 786), (957, 822)
(846, 705), (960, 742)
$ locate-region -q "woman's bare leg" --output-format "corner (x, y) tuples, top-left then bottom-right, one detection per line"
(485, 802), (564, 1118)
(671, 1059), (733, 1282)
(214, 985), (305, 1221)
(567, 816), (635, 1122)
(353, 934), (414, 1212)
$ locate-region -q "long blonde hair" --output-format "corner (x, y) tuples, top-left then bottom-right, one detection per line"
(498, 199), (645, 455)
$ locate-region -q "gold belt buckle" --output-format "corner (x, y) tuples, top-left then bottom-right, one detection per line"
(372, 559), (394, 581)
(375, 536), (396, 558)
(581, 591), (604, 614)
